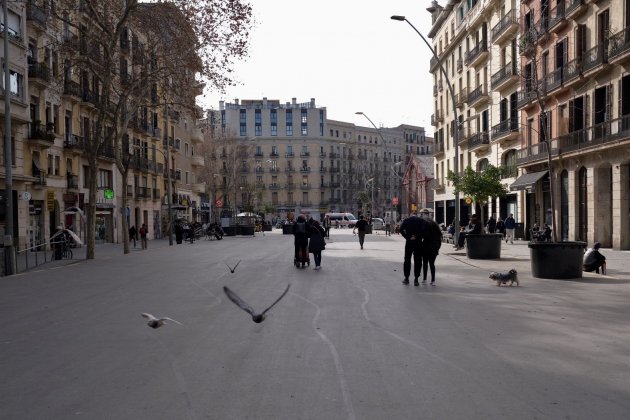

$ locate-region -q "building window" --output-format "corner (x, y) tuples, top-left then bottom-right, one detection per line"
(301, 108), (307, 135)
(320, 110), (324, 136)
(271, 125), (277, 136)
(1, 67), (24, 99)
(286, 109), (293, 136)
(255, 109), (262, 136)
(239, 109), (246, 136)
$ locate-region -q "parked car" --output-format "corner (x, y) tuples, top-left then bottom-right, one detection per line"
(372, 218), (385, 230)
(324, 212), (357, 228)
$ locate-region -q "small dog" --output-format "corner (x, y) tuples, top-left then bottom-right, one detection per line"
(489, 269), (519, 286)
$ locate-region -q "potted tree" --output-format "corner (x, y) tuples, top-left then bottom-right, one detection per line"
(447, 164), (508, 259)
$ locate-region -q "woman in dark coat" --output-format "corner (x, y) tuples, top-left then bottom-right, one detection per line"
(308, 220), (326, 270)
(421, 220), (442, 285)
(293, 215), (310, 267)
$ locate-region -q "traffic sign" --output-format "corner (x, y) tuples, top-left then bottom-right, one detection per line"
(392, 196), (398, 205)
(216, 198), (223, 208)
(465, 197), (473, 205)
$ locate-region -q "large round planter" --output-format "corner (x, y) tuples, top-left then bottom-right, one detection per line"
(222, 226), (236, 237)
(465, 233), (503, 259)
(282, 224), (293, 235)
(238, 225), (255, 236)
(529, 241), (587, 279)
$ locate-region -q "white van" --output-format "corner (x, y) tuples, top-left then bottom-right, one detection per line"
(324, 212), (357, 228)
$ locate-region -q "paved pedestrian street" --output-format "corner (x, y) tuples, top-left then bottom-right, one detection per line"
(1, 229), (629, 419)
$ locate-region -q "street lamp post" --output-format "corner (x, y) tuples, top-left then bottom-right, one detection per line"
(366, 177), (375, 219)
(391, 15), (459, 242)
(356, 111), (388, 218)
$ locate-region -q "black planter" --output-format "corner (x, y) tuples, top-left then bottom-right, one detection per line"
(465, 233), (503, 259)
(238, 225), (255, 236)
(263, 224), (272, 232)
(222, 226), (236, 236)
(282, 224), (293, 235)
(529, 241), (587, 279)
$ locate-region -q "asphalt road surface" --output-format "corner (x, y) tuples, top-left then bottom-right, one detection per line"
(1, 229), (629, 420)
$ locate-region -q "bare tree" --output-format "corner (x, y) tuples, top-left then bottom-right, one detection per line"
(48, 0), (252, 258)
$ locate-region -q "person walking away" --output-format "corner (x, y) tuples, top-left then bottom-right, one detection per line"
(421, 219), (442, 285)
(353, 215), (369, 249)
(496, 218), (505, 239)
(400, 213), (426, 286)
(455, 214), (481, 250)
(308, 220), (326, 270)
(583, 242), (606, 274)
(384, 216), (392, 237)
(504, 213), (516, 244)
(139, 224), (148, 249)
(129, 225), (137, 248)
(486, 214), (497, 234)
(175, 221), (184, 244)
(293, 215), (309, 268)
(323, 215), (331, 238)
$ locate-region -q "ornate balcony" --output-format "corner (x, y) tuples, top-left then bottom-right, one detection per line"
(491, 65), (518, 91)
(491, 119), (519, 144)
(582, 42), (608, 75)
(465, 40), (488, 67)
(566, 0), (587, 20)
(27, 60), (50, 88)
(492, 10), (518, 44)
(548, 2), (567, 33)
(467, 83), (488, 108)
(456, 88), (468, 108)
(468, 132), (490, 152)
(608, 27), (630, 65)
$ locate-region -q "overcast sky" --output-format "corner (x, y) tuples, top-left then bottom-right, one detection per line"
(201, 0), (435, 134)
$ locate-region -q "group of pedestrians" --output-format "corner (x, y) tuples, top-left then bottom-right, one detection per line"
(128, 224), (148, 249)
(293, 215), (327, 270)
(399, 213), (442, 286)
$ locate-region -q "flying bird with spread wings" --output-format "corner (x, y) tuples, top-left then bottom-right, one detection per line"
(225, 260), (241, 273)
(141, 313), (183, 329)
(223, 284), (290, 323)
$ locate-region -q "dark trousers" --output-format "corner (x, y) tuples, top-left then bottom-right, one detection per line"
(457, 232), (467, 247)
(403, 241), (422, 280)
(422, 252), (438, 282)
(313, 251), (322, 267)
(358, 232), (366, 248)
(324, 227), (330, 238)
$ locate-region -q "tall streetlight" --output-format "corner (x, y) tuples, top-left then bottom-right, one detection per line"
(366, 177), (375, 219)
(356, 111), (388, 217)
(391, 15), (459, 242)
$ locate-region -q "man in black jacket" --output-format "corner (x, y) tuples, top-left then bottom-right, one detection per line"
(353, 215), (369, 250)
(399, 214), (427, 286)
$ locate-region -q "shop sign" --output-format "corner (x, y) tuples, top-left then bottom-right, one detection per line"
(46, 190), (56, 211)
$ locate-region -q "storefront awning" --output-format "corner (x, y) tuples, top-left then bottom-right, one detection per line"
(510, 171), (548, 191)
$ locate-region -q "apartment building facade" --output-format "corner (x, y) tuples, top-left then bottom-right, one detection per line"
(429, 0), (522, 227)
(516, 0), (630, 249)
(1, 0), (202, 251)
(206, 98), (432, 221)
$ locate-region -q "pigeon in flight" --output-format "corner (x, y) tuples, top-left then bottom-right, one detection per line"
(223, 284), (290, 323)
(141, 313), (183, 329)
(225, 260), (241, 273)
